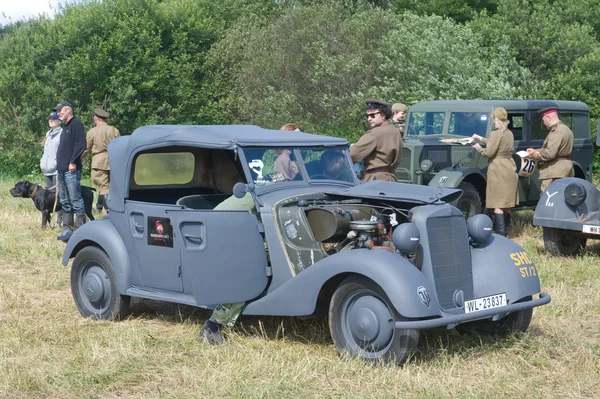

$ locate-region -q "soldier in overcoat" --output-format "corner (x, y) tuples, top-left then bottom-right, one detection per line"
(472, 107), (518, 236)
(526, 107), (574, 193)
(351, 99), (402, 182)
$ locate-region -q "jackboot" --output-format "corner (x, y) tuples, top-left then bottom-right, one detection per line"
(494, 213), (507, 237)
(95, 196), (104, 213)
(75, 213), (86, 229)
(57, 212), (74, 242)
(101, 194), (109, 213)
(55, 210), (63, 228)
(198, 320), (225, 345)
(504, 213), (511, 237)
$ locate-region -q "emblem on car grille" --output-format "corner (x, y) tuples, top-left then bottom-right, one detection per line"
(417, 286), (431, 308)
(439, 176), (449, 184)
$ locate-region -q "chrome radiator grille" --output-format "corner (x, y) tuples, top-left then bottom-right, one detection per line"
(426, 215), (474, 310)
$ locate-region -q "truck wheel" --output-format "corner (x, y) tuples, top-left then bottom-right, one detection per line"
(458, 296), (533, 337)
(328, 276), (419, 365)
(71, 246), (130, 320)
(543, 227), (587, 256)
(451, 182), (482, 219)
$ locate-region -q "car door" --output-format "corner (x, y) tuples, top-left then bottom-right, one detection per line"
(171, 208), (269, 305)
(508, 112), (531, 204)
(126, 201), (184, 292)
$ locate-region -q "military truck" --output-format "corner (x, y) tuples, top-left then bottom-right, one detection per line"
(397, 100), (593, 217)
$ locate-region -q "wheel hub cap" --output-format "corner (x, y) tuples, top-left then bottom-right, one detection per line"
(348, 296), (394, 350)
(82, 266), (106, 303)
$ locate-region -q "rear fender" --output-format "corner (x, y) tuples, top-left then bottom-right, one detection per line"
(243, 249), (441, 318)
(62, 219), (131, 294)
(471, 235), (541, 302)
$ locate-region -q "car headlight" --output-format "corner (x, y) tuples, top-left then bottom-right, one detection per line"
(392, 223), (420, 255)
(564, 182), (587, 207)
(420, 159), (433, 173)
(467, 214), (493, 244)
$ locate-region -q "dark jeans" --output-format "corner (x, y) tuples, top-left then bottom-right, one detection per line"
(57, 170), (84, 214)
(44, 174), (57, 189)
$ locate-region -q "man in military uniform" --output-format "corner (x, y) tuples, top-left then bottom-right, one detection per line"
(351, 98), (401, 182)
(391, 103), (407, 136)
(526, 107), (574, 194)
(82, 108), (120, 212)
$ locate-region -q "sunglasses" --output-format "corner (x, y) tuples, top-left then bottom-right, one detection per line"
(366, 112), (382, 119)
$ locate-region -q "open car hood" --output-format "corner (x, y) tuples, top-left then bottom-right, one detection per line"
(325, 181), (462, 205)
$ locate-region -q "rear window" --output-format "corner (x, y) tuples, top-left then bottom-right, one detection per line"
(133, 152), (195, 185)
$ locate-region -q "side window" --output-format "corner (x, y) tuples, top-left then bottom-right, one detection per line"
(531, 116), (547, 140)
(508, 114), (523, 141)
(571, 113), (591, 139)
(134, 152), (195, 185)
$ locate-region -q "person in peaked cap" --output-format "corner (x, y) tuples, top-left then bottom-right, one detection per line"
(82, 107), (120, 213)
(350, 98), (401, 182)
(526, 106), (574, 194)
(391, 103), (407, 135)
(471, 107), (518, 236)
(54, 100), (87, 241)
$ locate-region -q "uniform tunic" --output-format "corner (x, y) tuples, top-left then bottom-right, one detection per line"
(477, 127), (518, 208)
(536, 121), (574, 192)
(273, 151), (299, 180)
(84, 124), (120, 194)
(350, 121), (401, 182)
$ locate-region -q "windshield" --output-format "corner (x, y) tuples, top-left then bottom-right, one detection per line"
(406, 111), (491, 137)
(242, 146), (356, 189)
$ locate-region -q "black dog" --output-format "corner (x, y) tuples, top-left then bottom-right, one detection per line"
(10, 180), (95, 228)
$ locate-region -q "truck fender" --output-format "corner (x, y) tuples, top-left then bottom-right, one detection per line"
(471, 235), (541, 302)
(428, 167), (486, 189)
(244, 249), (442, 318)
(62, 219), (131, 294)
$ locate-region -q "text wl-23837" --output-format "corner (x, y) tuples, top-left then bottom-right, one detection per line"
(510, 251), (537, 278)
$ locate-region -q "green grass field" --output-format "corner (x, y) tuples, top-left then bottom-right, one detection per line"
(0, 178), (598, 399)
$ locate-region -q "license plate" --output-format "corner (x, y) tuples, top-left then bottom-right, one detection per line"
(582, 225), (600, 235)
(464, 293), (507, 314)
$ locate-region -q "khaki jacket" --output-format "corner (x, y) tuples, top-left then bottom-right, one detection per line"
(479, 127), (518, 208)
(84, 124), (120, 170)
(537, 122), (574, 180)
(350, 121), (401, 181)
(273, 152), (299, 180)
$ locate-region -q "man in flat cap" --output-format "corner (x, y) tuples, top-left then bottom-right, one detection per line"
(391, 103), (407, 136)
(526, 107), (574, 194)
(54, 100), (87, 241)
(82, 108), (120, 212)
(350, 98), (401, 182)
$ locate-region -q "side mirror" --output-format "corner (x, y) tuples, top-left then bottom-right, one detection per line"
(232, 182), (248, 199)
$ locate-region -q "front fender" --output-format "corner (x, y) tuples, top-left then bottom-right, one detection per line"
(243, 249), (441, 318)
(428, 168), (486, 188)
(471, 235), (541, 302)
(62, 219), (131, 294)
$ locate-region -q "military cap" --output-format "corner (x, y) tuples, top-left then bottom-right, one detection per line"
(365, 98), (390, 110)
(392, 103), (407, 112)
(53, 100), (72, 111)
(492, 107), (508, 121)
(47, 111), (60, 120)
(94, 107), (110, 119)
(537, 107), (558, 117)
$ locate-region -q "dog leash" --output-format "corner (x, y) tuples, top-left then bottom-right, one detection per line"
(46, 184), (59, 226)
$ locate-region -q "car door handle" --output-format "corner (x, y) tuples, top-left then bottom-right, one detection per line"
(184, 234), (203, 244)
(133, 222), (144, 231)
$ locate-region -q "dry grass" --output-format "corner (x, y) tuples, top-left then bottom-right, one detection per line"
(0, 178), (599, 399)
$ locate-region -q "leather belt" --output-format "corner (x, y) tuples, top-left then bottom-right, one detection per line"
(366, 166), (394, 174)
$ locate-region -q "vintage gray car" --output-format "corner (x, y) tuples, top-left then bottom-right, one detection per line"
(62, 125), (550, 365)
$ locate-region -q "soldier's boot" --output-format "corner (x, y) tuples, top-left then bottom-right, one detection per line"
(101, 194), (109, 213)
(75, 212), (87, 230)
(494, 213), (507, 237)
(504, 213), (511, 237)
(57, 212), (74, 242)
(198, 320), (224, 345)
(94, 196), (104, 213)
(55, 210), (63, 228)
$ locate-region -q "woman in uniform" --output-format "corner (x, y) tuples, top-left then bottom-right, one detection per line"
(471, 107), (518, 236)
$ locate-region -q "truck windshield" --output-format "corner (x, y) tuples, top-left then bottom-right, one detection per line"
(448, 112), (490, 137)
(406, 111), (490, 137)
(406, 112), (445, 136)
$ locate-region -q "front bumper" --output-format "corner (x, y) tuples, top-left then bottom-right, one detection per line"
(394, 292), (551, 330)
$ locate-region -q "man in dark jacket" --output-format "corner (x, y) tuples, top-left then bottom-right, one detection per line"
(54, 101), (87, 241)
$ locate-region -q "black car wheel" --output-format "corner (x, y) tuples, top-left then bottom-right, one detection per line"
(543, 227), (587, 256)
(451, 181), (482, 219)
(71, 246), (130, 320)
(328, 276), (419, 365)
(458, 296), (533, 337)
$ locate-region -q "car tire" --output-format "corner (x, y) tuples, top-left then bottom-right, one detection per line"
(328, 275), (419, 365)
(71, 246), (130, 320)
(457, 296), (533, 338)
(451, 182), (482, 219)
(543, 227), (587, 256)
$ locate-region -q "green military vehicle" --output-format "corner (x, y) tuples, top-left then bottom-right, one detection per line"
(397, 100), (593, 217)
